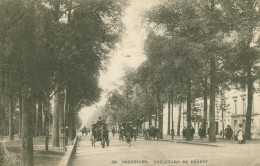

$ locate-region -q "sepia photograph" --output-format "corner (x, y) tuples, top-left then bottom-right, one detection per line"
(0, 0), (260, 166)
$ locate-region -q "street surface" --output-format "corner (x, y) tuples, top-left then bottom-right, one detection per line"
(70, 133), (260, 166)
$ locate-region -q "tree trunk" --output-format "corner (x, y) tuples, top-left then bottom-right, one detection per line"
(156, 91), (162, 138)
(21, 95), (34, 166)
(44, 97), (50, 151)
(171, 89), (174, 131)
(186, 76), (192, 141)
(8, 97), (14, 140)
(59, 93), (65, 149)
(245, 64), (253, 140)
(0, 97), (4, 136)
(208, 0), (216, 143)
(209, 56), (216, 142)
(160, 103), (163, 139)
(36, 99), (43, 136)
(32, 99), (36, 137)
(68, 107), (76, 142)
(19, 97), (23, 139)
(167, 96), (170, 135)
(21, 1), (36, 165)
(3, 106), (7, 136)
(203, 77), (208, 137)
(177, 101), (182, 136)
(155, 113), (157, 128)
(51, 0), (61, 147)
(52, 87), (59, 147)
(39, 102), (43, 135)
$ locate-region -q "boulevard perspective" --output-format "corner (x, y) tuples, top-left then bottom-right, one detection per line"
(0, 0), (260, 166)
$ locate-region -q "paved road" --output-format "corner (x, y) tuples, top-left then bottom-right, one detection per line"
(70, 134), (260, 166)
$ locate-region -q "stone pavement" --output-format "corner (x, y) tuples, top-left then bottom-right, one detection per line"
(141, 134), (260, 147)
(70, 133), (260, 166)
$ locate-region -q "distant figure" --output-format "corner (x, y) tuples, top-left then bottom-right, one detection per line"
(198, 125), (203, 139)
(96, 117), (102, 126)
(171, 128), (175, 140)
(82, 126), (87, 136)
(65, 126), (69, 145)
(191, 126), (195, 140)
(125, 123), (133, 147)
(112, 128), (115, 137)
(225, 125), (233, 140)
(237, 124), (244, 144)
(182, 127), (186, 139)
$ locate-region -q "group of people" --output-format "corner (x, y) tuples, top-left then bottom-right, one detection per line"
(182, 126), (195, 139)
(81, 126), (90, 136)
(90, 117), (246, 145)
(143, 125), (160, 140)
(224, 124), (245, 144)
(118, 122), (137, 146)
(182, 124), (245, 144)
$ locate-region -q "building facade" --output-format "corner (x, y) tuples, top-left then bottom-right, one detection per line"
(145, 87), (260, 138)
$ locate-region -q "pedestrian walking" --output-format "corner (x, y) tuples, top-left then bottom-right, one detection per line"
(191, 126), (195, 140)
(237, 124), (244, 144)
(225, 125), (233, 140)
(182, 127), (186, 139)
(171, 128), (174, 140)
(198, 125), (203, 139)
(112, 128), (115, 137)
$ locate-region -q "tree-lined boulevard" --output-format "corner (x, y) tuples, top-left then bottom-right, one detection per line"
(71, 134), (260, 166)
(0, 0), (260, 165)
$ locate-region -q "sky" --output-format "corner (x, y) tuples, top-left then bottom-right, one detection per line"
(79, 0), (161, 126)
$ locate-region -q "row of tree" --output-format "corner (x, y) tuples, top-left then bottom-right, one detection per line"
(102, 0), (260, 143)
(0, 0), (127, 165)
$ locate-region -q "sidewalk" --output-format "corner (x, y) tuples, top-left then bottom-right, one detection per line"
(138, 134), (260, 147)
(2, 134), (77, 166)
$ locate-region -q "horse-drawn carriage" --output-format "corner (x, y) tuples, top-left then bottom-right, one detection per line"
(144, 127), (160, 140)
(91, 123), (109, 148)
(118, 123), (136, 146)
(81, 126), (88, 136)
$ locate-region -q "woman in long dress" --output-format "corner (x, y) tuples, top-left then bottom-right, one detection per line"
(237, 127), (244, 144)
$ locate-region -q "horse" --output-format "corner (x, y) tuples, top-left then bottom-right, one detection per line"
(119, 127), (125, 141)
(146, 127), (160, 140)
(81, 126), (87, 136)
(132, 128), (137, 141)
(91, 124), (109, 148)
(125, 126), (134, 146)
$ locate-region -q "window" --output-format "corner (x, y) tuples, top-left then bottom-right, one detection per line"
(233, 99), (237, 115)
(234, 120), (237, 130)
(252, 100), (254, 113)
(242, 98), (246, 114)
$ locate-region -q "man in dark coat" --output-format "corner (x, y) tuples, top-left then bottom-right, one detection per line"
(191, 126), (195, 140)
(171, 128), (175, 140)
(112, 128), (115, 137)
(182, 127), (186, 139)
(198, 125), (203, 139)
(225, 125), (233, 140)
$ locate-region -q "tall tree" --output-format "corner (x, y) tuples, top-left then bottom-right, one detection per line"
(221, 0), (260, 140)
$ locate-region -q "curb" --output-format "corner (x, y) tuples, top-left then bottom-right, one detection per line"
(168, 140), (220, 147)
(58, 136), (78, 166)
(138, 136), (220, 147)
